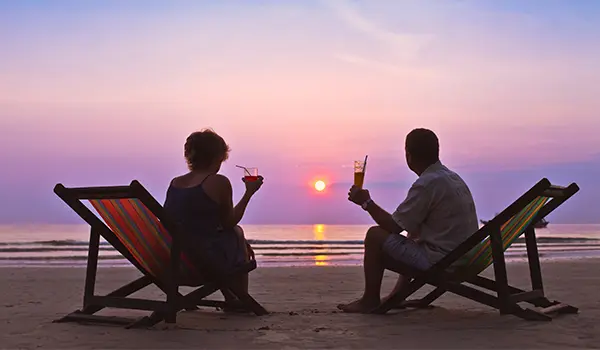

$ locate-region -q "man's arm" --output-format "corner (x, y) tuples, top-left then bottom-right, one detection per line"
(363, 200), (404, 234)
(347, 185), (404, 234)
(348, 182), (432, 238)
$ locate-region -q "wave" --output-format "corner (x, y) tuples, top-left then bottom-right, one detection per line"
(0, 246), (366, 253)
(1, 250), (599, 263)
(0, 255), (125, 261)
(0, 239), (97, 247)
(0, 236), (597, 248)
(3, 244), (600, 254)
(0, 239), (367, 246)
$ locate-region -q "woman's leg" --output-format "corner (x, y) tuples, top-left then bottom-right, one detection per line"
(233, 225), (250, 293)
(221, 226), (250, 305)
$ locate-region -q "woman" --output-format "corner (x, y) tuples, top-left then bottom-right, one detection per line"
(164, 129), (263, 311)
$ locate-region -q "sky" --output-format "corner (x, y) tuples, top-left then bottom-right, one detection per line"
(1, 0), (599, 225)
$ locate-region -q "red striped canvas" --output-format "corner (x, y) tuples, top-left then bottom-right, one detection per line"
(89, 198), (198, 280)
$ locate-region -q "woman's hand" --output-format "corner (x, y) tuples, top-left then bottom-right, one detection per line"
(243, 175), (264, 196)
(245, 240), (255, 260)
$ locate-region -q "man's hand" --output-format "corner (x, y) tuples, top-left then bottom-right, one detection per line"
(348, 185), (403, 234)
(348, 185), (371, 206)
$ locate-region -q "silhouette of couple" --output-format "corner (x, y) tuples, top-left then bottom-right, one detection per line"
(163, 128), (478, 314)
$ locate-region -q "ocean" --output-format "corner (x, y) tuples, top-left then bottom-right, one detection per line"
(1, 224), (600, 268)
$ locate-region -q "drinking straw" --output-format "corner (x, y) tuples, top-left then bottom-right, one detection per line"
(236, 165), (252, 176)
(363, 155), (368, 172)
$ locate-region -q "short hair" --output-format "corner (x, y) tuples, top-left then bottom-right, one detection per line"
(405, 128), (439, 164)
(184, 129), (230, 171)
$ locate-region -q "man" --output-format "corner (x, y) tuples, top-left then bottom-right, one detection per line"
(338, 128), (478, 313)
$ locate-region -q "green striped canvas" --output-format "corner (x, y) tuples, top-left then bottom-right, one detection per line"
(457, 196), (549, 273)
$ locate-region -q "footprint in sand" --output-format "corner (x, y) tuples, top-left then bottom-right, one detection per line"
(256, 331), (291, 342)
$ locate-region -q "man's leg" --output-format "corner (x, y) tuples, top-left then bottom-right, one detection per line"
(381, 275), (410, 305)
(338, 226), (391, 313)
(380, 237), (431, 305)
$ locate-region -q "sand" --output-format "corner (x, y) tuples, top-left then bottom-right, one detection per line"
(1, 259), (599, 349)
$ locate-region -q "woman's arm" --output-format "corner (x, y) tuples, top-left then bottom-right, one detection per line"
(213, 175), (263, 229)
(231, 191), (253, 226)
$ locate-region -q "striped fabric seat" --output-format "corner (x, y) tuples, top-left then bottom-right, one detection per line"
(377, 178), (580, 318)
(89, 198), (198, 281)
(458, 196), (549, 273)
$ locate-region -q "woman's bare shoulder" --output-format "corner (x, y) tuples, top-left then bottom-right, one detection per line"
(204, 173), (232, 188)
(170, 173), (204, 188)
(201, 174), (233, 204)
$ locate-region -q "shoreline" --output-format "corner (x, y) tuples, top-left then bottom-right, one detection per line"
(2, 259), (600, 349)
(1, 252), (600, 269)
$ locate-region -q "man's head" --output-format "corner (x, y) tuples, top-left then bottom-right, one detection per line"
(405, 128), (440, 175)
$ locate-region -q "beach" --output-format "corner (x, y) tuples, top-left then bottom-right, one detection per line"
(1, 259), (599, 349)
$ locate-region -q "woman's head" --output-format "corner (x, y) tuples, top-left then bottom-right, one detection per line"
(184, 129), (230, 172)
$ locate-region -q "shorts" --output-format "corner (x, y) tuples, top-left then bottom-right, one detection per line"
(382, 234), (432, 271)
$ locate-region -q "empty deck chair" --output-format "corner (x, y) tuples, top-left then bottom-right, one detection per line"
(376, 178), (579, 321)
(53, 180), (268, 328)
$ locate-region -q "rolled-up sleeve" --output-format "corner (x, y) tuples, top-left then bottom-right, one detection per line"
(392, 182), (433, 234)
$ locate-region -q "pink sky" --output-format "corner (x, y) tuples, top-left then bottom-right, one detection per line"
(1, 0), (599, 224)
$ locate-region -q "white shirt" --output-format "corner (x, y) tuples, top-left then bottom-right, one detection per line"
(392, 161), (479, 264)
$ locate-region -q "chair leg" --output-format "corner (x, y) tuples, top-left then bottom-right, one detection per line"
(79, 276), (153, 315)
(374, 278), (427, 314)
(401, 286), (446, 309)
(55, 311), (140, 326)
(55, 275), (154, 326)
(227, 287), (268, 316)
(164, 311), (177, 324)
(444, 280), (573, 321)
(234, 292), (269, 316)
(469, 275), (561, 309)
(126, 312), (165, 329)
(511, 306), (553, 321)
(182, 284), (220, 307)
(541, 303), (578, 315)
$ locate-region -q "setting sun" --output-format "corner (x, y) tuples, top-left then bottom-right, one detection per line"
(314, 180), (326, 192)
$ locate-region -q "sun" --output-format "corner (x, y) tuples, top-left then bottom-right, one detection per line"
(314, 180), (326, 192)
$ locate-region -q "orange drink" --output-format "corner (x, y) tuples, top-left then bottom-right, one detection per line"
(353, 159), (366, 188)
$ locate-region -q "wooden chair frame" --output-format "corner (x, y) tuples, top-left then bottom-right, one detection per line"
(53, 180), (268, 328)
(376, 178), (579, 321)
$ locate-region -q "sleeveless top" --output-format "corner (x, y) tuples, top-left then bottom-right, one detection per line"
(163, 175), (246, 270)
(163, 175), (222, 240)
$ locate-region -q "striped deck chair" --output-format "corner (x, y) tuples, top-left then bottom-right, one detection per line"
(53, 180), (268, 328)
(375, 178), (579, 321)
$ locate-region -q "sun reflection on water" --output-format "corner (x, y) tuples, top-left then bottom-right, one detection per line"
(313, 224), (328, 266)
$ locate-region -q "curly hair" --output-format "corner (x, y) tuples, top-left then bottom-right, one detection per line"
(184, 129), (231, 171)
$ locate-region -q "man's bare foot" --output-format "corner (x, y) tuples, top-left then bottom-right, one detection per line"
(381, 295), (427, 309)
(380, 294), (407, 309)
(337, 298), (380, 313)
(381, 293), (402, 304)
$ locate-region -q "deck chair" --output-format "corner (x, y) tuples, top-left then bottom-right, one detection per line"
(375, 178), (579, 321)
(53, 180), (268, 328)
